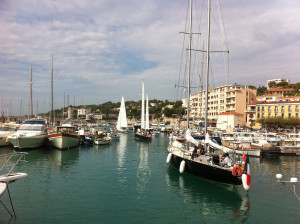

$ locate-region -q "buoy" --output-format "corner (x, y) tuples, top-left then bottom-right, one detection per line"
(166, 153), (172, 164)
(179, 160), (186, 173)
(242, 174), (250, 191)
(232, 165), (242, 176)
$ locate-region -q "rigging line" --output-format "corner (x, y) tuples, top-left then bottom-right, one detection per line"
(175, 1), (190, 102)
(217, 0), (230, 84)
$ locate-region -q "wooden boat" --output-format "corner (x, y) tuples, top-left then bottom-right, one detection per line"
(48, 125), (81, 150)
(94, 136), (111, 145)
(225, 141), (261, 157)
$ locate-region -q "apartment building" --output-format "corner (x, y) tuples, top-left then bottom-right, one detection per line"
(255, 96), (300, 128)
(267, 78), (290, 90)
(190, 84), (257, 127)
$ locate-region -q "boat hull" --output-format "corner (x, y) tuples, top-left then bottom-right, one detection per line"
(8, 135), (47, 149)
(168, 151), (242, 185)
(0, 135), (12, 146)
(0, 173), (28, 183)
(0, 182), (6, 197)
(48, 133), (80, 150)
(233, 149), (261, 157)
(135, 133), (151, 141)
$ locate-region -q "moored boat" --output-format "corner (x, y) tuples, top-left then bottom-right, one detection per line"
(7, 119), (48, 149)
(48, 125), (81, 150)
(251, 139), (281, 155)
(0, 123), (19, 146)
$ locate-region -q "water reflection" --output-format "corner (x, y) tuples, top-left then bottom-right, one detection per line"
(136, 142), (151, 200)
(117, 134), (127, 168)
(166, 166), (250, 222)
(44, 147), (80, 170)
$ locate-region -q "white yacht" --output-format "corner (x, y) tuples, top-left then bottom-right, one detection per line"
(7, 119), (48, 149)
(0, 124), (19, 146)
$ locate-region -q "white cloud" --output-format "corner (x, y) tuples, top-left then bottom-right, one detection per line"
(0, 0), (300, 115)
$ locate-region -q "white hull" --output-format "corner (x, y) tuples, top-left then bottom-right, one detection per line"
(8, 134), (47, 149)
(0, 173), (28, 183)
(0, 134), (12, 146)
(0, 182), (6, 197)
(94, 140), (111, 145)
(233, 148), (261, 157)
(49, 135), (80, 149)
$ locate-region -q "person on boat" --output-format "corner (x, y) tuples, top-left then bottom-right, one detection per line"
(191, 146), (199, 159)
(221, 153), (232, 167)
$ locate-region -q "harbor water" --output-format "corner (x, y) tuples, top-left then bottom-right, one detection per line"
(0, 132), (300, 224)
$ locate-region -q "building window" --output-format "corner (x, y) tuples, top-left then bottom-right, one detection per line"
(296, 113), (299, 118)
(296, 105), (299, 112)
(262, 107), (265, 112)
(288, 105), (292, 112)
(282, 113), (284, 117)
(268, 106), (271, 112)
(261, 113), (264, 118)
(257, 106), (260, 112)
(288, 113), (291, 118)
(275, 106), (278, 112)
(257, 113), (260, 119)
(268, 113), (271, 117)
(281, 106), (284, 112)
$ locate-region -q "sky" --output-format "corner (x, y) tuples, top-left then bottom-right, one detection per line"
(1, 0), (300, 116)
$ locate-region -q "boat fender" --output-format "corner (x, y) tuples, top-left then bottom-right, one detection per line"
(242, 174), (250, 191)
(179, 160), (186, 173)
(232, 165), (242, 176)
(166, 153), (172, 164)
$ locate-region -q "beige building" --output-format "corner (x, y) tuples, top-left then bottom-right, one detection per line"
(190, 84), (257, 127)
(216, 112), (243, 131)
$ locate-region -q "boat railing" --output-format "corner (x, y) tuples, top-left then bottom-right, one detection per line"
(276, 174), (299, 200)
(0, 152), (28, 176)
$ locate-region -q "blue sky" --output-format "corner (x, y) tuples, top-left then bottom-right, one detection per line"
(1, 0), (300, 116)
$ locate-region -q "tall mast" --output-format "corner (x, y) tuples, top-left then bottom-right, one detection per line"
(30, 65), (33, 118)
(204, 0), (211, 136)
(186, 0), (193, 129)
(146, 94), (149, 130)
(50, 54), (54, 126)
(141, 80), (145, 129)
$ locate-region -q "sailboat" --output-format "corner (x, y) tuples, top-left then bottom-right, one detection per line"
(167, 0), (250, 190)
(135, 81), (151, 141)
(116, 96), (128, 133)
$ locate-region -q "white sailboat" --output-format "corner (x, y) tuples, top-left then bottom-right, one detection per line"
(135, 81), (151, 141)
(116, 96), (128, 133)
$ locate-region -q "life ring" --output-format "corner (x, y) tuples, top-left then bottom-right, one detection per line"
(232, 165), (242, 176)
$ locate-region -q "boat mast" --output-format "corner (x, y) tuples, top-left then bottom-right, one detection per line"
(204, 0), (211, 137)
(146, 94), (149, 130)
(186, 0), (193, 130)
(30, 65), (33, 118)
(50, 54), (54, 126)
(141, 80), (145, 130)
